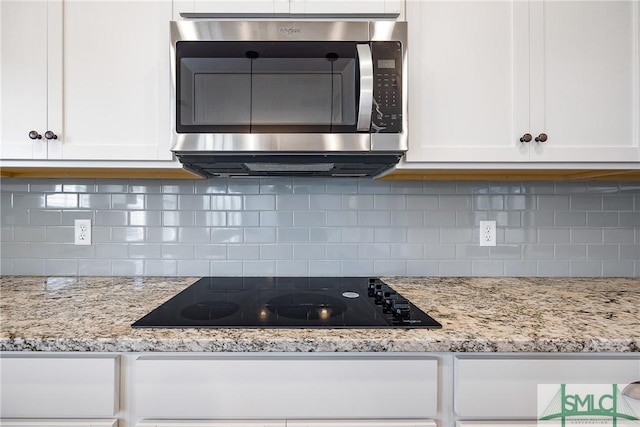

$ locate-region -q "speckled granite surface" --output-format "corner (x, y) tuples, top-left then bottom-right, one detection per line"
(1, 276), (638, 352)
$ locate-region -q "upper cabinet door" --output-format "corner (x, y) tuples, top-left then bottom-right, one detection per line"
(529, 0), (640, 162)
(404, 0), (529, 162)
(60, 0), (173, 160)
(174, 0), (398, 17)
(289, 0), (402, 16)
(174, 0), (289, 18)
(0, 1), (50, 160)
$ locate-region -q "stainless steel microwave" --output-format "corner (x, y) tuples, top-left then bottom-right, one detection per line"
(170, 20), (407, 178)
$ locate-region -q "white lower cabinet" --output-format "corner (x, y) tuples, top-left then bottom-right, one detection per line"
(138, 422), (285, 427)
(0, 355), (120, 418)
(137, 421), (435, 427)
(0, 420), (118, 427)
(457, 423), (537, 427)
(454, 355), (640, 420)
(134, 354), (438, 419)
(287, 422), (436, 427)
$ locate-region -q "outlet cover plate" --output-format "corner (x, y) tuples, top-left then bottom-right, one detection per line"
(74, 219), (92, 245)
(480, 220), (496, 247)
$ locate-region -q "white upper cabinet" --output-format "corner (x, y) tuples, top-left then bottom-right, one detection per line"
(61, 0), (172, 160)
(405, 0), (528, 163)
(530, 1), (639, 162)
(174, 0), (401, 17)
(0, 1), (58, 160)
(405, 0), (640, 164)
(289, 0), (402, 16)
(174, 0), (289, 17)
(0, 0), (173, 162)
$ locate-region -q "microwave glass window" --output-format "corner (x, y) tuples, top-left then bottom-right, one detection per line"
(251, 58), (356, 125)
(176, 41), (359, 133)
(194, 73), (251, 124)
(181, 58), (252, 126)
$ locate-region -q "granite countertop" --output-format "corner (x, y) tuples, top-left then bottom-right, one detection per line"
(1, 276), (639, 353)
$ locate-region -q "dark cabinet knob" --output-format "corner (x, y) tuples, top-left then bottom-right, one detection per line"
(535, 133), (548, 142)
(519, 133), (532, 143)
(28, 131), (42, 140)
(44, 131), (58, 140)
(391, 297), (411, 319)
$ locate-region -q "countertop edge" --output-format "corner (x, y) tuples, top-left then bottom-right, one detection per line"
(2, 337), (639, 353)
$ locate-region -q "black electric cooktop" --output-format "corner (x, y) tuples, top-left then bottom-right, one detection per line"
(132, 277), (441, 329)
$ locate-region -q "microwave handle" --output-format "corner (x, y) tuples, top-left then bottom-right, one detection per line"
(356, 44), (373, 131)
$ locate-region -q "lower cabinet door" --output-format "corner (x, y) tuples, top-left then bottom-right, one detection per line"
(457, 423), (537, 427)
(0, 355), (119, 418)
(455, 356), (640, 418)
(0, 420), (117, 427)
(137, 421), (436, 427)
(137, 422), (284, 427)
(287, 421), (437, 427)
(134, 355), (438, 418)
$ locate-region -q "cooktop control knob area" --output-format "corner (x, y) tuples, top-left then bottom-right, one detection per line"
(367, 278), (413, 320)
(377, 286), (397, 307)
(391, 297), (411, 319)
(367, 278), (382, 297)
(374, 285), (390, 304)
(382, 291), (398, 313)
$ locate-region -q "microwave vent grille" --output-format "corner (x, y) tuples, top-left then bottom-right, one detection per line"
(244, 163), (335, 173)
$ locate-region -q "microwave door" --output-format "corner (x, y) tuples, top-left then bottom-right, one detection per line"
(356, 44), (374, 132)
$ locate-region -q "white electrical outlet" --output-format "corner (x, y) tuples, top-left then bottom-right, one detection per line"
(479, 220), (496, 246)
(74, 219), (92, 245)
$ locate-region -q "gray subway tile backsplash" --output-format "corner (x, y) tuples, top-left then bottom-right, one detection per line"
(554, 211), (587, 227)
(178, 260), (209, 276)
(472, 260), (505, 276)
(504, 260), (538, 276)
(0, 178), (638, 277)
(276, 260), (309, 276)
(571, 195), (603, 211)
(587, 212), (620, 227)
(620, 212), (640, 227)
(80, 259), (114, 276)
(538, 195), (570, 211)
(309, 227), (341, 243)
(537, 260), (570, 276)
(45, 259), (79, 275)
(570, 260), (602, 277)
(555, 244), (587, 260)
(602, 261), (635, 277)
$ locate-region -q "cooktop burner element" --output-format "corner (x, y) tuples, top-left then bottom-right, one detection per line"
(132, 277), (442, 329)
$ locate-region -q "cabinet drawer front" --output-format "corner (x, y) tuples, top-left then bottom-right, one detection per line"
(455, 356), (640, 418)
(287, 421), (437, 427)
(0, 420), (118, 427)
(138, 421), (284, 427)
(137, 421), (435, 427)
(0, 356), (119, 418)
(457, 423), (537, 427)
(135, 355), (438, 418)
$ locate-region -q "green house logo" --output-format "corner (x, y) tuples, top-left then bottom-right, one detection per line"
(539, 384), (640, 427)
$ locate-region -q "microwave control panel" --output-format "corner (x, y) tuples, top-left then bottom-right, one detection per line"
(371, 41), (403, 133)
